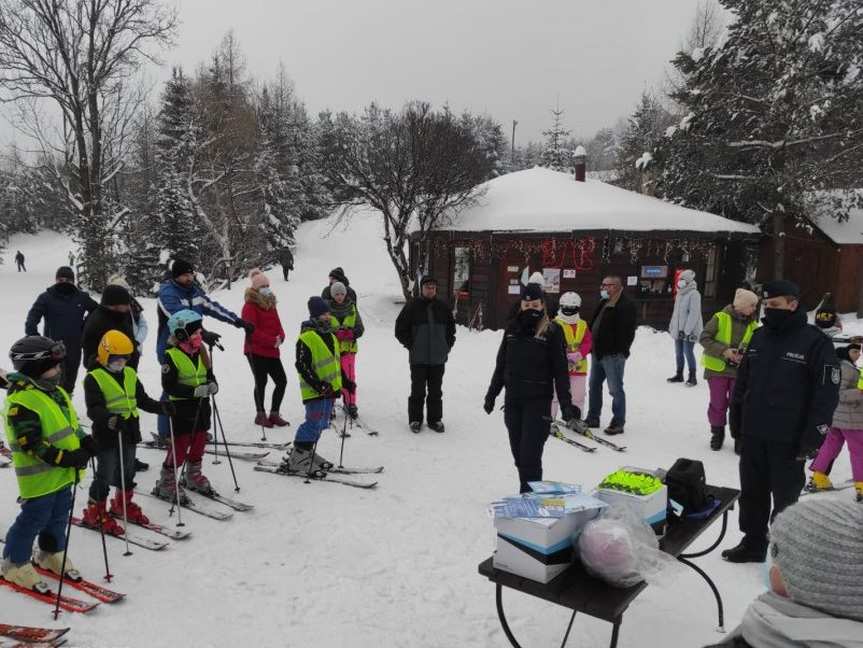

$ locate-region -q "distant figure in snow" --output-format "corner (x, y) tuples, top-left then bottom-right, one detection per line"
(277, 247), (294, 281)
(666, 269), (703, 387)
(14, 250), (25, 272)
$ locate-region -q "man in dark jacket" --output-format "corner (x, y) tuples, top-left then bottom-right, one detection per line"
(24, 266), (99, 393)
(394, 276), (456, 433)
(321, 267), (358, 304)
(584, 276), (637, 435)
(15, 250), (25, 272)
(81, 285), (141, 371)
(722, 280), (840, 564)
(277, 248), (294, 281)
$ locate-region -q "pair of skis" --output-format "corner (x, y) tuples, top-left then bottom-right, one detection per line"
(254, 458), (383, 490)
(549, 420), (627, 453)
(800, 479), (856, 497)
(0, 624), (69, 646)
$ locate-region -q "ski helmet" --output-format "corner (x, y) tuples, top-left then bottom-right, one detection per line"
(559, 292), (582, 316)
(167, 309), (203, 341)
(97, 330), (134, 367)
(9, 336), (66, 378)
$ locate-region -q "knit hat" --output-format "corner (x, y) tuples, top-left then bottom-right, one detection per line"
(101, 284), (131, 307)
(308, 296), (329, 319)
(330, 281), (347, 298)
(679, 269), (696, 283)
(171, 259), (195, 279)
(521, 282), (544, 301)
(329, 267), (349, 286)
(420, 275), (437, 287)
(248, 268), (269, 290)
(763, 279), (800, 300)
(55, 266), (74, 281)
(107, 274), (130, 290)
(733, 288), (759, 311)
(770, 498), (863, 621)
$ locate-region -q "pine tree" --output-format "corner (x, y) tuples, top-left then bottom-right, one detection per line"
(540, 103), (573, 171)
(615, 92), (675, 192)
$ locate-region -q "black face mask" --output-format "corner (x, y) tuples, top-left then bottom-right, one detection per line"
(763, 307), (794, 330)
(54, 282), (76, 295)
(518, 308), (544, 330)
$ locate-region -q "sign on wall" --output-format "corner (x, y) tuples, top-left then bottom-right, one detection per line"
(543, 268), (561, 294)
(562, 269), (576, 279)
(641, 265), (669, 279)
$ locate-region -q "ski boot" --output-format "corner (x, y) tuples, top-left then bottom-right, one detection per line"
(134, 457), (149, 472)
(409, 421), (422, 434)
(805, 471), (833, 493)
(183, 461), (214, 495)
(255, 412), (274, 428)
(110, 489), (149, 525)
(34, 549), (81, 581)
(1, 560), (49, 593)
(710, 426), (725, 451)
(856, 482), (863, 503)
(685, 371), (697, 387)
(346, 404), (358, 421)
(666, 372), (684, 384)
(721, 538), (767, 563)
(280, 446), (314, 474)
(268, 412), (289, 427)
(152, 464), (190, 505)
(82, 499), (125, 536)
(427, 421), (445, 433)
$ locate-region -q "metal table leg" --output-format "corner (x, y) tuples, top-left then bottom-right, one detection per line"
(609, 619), (621, 648)
(678, 511), (729, 632)
(495, 584), (580, 648)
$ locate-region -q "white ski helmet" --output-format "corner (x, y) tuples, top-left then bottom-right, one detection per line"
(559, 292), (582, 310)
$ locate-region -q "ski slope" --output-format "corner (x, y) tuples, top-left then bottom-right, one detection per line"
(0, 217), (858, 647)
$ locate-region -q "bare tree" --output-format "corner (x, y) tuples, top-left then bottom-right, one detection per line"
(0, 0), (176, 289)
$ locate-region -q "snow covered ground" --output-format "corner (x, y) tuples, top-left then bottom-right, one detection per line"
(0, 217), (859, 648)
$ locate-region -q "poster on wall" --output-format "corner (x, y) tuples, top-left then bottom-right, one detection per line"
(627, 276), (638, 287)
(562, 269), (576, 279)
(542, 268), (561, 294)
(507, 265), (519, 273)
(508, 285), (521, 295)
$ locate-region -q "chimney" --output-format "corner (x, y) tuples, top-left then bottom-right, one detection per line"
(573, 145), (587, 182)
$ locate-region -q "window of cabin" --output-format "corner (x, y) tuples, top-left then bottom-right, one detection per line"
(704, 245), (718, 298)
(453, 246), (471, 296)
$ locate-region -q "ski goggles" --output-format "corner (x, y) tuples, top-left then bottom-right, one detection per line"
(11, 341), (66, 363)
(560, 307), (580, 316)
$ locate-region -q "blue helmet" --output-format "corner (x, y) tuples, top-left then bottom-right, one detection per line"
(167, 309), (203, 339)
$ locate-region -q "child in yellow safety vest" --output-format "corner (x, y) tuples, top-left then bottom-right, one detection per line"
(81, 330), (170, 534)
(552, 292), (592, 416)
(152, 310), (218, 504)
(2, 336), (97, 593)
(326, 281), (364, 420)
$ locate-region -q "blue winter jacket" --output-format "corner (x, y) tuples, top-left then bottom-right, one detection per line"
(156, 279), (241, 361)
(25, 284), (99, 346)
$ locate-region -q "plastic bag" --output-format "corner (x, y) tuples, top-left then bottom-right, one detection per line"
(577, 505), (680, 588)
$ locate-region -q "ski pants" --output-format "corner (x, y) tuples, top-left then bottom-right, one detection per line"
(551, 375), (586, 419)
(707, 376), (736, 428)
(164, 429), (209, 470)
(738, 436), (805, 548)
(341, 353), (357, 407)
(3, 486), (72, 563)
(505, 399), (552, 494)
(295, 399), (335, 444)
(89, 442), (137, 501)
(810, 427), (863, 482)
(408, 364), (444, 424)
(281, 264), (290, 281)
(247, 354), (287, 414)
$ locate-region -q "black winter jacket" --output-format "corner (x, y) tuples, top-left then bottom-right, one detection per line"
(731, 308), (839, 454)
(83, 369), (161, 448)
(588, 293), (637, 359)
(486, 318), (574, 409)
(81, 306), (141, 370)
(394, 297), (456, 366)
(161, 346), (215, 434)
(25, 284), (98, 347)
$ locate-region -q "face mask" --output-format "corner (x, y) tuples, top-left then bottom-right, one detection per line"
(107, 361), (126, 373)
(259, 287), (272, 297)
(763, 308), (793, 330)
(518, 308), (544, 328)
(677, 280), (687, 289)
(600, 289), (610, 300)
(180, 335), (203, 354)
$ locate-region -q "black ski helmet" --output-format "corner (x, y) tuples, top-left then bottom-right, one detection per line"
(9, 336), (66, 378)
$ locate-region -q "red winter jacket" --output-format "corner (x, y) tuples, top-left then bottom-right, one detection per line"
(242, 290), (286, 358)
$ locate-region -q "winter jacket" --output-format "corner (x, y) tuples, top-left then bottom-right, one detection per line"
(554, 317), (592, 376)
(156, 279), (242, 360)
(81, 306), (141, 370)
(832, 360), (863, 430)
(25, 283), (99, 345)
(277, 248), (294, 269)
(703, 592), (863, 648)
(326, 296), (365, 353)
(295, 320), (351, 403)
(161, 344), (215, 433)
(668, 282), (703, 340)
(84, 368), (161, 448)
(699, 305), (759, 380)
(394, 297), (456, 366)
(486, 317), (574, 408)
(731, 308), (840, 455)
(241, 289), (286, 359)
(588, 292), (637, 359)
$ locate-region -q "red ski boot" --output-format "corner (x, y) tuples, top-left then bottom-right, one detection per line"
(254, 412), (274, 428)
(110, 489), (150, 525)
(82, 499), (124, 536)
(268, 412), (289, 427)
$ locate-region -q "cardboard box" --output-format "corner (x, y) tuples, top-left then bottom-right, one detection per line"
(596, 468), (668, 535)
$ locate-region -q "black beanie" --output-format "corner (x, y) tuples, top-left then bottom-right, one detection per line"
(420, 275), (437, 287)
(329, 267), (349, 286)
(762, 280), (800, 300)
(521, 282), (544, 301)
(171, 259), (195, 279)
(56, 266), (74, 281)
(101, 284), (131, 306)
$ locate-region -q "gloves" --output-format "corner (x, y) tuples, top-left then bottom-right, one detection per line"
(687, 334), (698, 343)
(567, 352), (583, 364)
(239, 319), (255, 335)
(79, 435), (99, 455)
(207, 382), (219, 396)
(161, 401), (177, 416)
(55, 447), (92, 469)
(201, 330), (221, 347)
(193, 385), (210, 398)
(319, 383), (336, 398)
(335, 329), (354, 341)
(107, 415), (121, 431)
(342, 377), (357, 393)
(483, 395), (495, 415)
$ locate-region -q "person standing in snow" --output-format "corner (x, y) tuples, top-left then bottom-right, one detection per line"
(699, 288), (760, 452)
(484, 282), (580, 493)
(806, 342), (863, 502)
(277, 248), (294, 281)
(280, 297), (355, 474)
(81, 284), (141, 371)
(584, 276), (637, 436)
(321, 267), (358, 304)
(551, 291), (591, 416)
(395, 276), (456, 433)
(722, 280), (839, 564)
(242, 269), (289, 429)
(14, 250), (25, 272)
(25, 266), (99, 394)
(325, 281), (364, 420)
(667, 269), (703, 387)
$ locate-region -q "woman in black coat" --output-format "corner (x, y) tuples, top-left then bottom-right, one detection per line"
(484, 283), (580, 493)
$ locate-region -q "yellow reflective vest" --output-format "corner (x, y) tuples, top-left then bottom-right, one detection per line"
(555, 317), (589, 374)
(165, 348), (207, 400)
(702, 311), (758, 372)
(88, 367), (139, 420)
(3, 385), (83, 499)
(298, 329), (342, 400)
(332, 306), (359, 354)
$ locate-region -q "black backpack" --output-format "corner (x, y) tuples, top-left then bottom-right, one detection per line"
(664, 458), (708, 519)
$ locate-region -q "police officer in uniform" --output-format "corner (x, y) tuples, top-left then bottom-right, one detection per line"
(722, 280), (840, 563)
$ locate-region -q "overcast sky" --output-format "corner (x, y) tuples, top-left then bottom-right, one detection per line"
(2, 0), (705, 149)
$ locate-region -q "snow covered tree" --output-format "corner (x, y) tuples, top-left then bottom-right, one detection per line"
(585, 127), (618, 172)
(459, 112), (508, 180)
(658, 0), (863, 277)
(615, 92), (676, 192)
(540, 103), (573, 171)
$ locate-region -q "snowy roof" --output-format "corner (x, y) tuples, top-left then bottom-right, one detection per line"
(807, 191), (863, 245)
(446, 168), (760, 235)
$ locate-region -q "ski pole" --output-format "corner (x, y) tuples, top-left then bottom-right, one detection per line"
(116, 430), (132, 557)
(53, 470), (80, 620)
(211, 394), (240, 493)
(166, 415), (185, 527)
(338, 405), (348, 469)
(206, 343), (221, 464)
(88, 457), (113, 582)
(247, 352), (268, 441)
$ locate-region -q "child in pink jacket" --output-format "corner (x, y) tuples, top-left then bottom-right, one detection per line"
(552, 292), (592, 417)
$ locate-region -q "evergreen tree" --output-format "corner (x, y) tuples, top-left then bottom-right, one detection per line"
(615, 91), (675, 192)
(540, 103), (573, 171)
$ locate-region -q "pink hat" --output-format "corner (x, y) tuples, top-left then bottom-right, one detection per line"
(249, 268), (269, 290)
